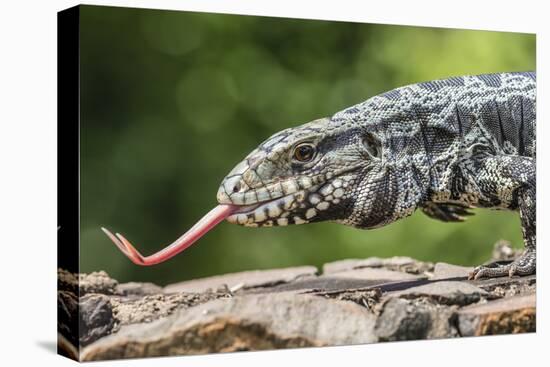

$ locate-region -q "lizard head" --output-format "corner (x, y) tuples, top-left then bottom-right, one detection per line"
(103, 110), (421, 266)
(217, 117), (387, 228)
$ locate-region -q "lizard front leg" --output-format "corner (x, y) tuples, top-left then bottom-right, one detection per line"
(469, 156), (536, 279)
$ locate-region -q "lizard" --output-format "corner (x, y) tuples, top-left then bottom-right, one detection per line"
(102, 71), (536, 280)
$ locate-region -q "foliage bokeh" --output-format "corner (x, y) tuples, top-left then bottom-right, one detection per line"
(79, 5), (536, 284)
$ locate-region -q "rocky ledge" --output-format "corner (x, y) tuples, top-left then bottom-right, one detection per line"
(58, 241), (535, 361)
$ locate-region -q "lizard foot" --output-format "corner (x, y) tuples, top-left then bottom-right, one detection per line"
(468, 249), (536, 280)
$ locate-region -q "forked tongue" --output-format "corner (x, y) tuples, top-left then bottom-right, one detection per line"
(101, 204), (241, 266)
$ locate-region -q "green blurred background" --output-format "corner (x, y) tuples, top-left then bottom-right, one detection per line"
(79, 5), (535, 285)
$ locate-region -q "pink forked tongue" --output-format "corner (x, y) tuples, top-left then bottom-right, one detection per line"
(101, 204), (238, 266)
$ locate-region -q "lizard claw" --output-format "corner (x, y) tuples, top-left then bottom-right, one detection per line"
(469, 249), (536, 280)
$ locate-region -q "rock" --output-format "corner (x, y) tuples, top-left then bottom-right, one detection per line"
(315, 288), (382, 311)
(58, 268), (79, 294)
(110, 292), (231, 327)
(471, 274), (536, 298)
(389, 281), (490, 306)
(81, 293), (377, 361)
(164, 266), (317, 293)
(79, 271), (118, 295)
(432, 263), (473, 280)
(374, 297), (459, 341)
(324, 267), (425, 282)
(116, 282), (163, 296)
(457, 293), (536, 336)
(58, 290), (79, 347)
(491, 240), (523, 262)
(79, 294), (115, 345)
(323, 256), (433, 275)
(248, 276), (390, 294)
(58, 253), (536, 361)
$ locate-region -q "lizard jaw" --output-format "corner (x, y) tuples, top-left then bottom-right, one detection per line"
(226, 191), (304, 227)
(225, 184), (336, 227)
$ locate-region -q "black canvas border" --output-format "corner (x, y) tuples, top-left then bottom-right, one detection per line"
(57, 5), (80, 361)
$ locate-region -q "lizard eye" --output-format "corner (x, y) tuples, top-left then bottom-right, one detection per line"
(293, 143), (316, 162)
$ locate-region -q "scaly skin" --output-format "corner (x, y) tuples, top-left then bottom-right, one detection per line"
(217, 72), (536, 279)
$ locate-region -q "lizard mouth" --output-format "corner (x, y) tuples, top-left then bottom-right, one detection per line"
(226, 188), (313, 227)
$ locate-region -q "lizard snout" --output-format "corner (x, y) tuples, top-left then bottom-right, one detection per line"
(217, 174), (248, 204)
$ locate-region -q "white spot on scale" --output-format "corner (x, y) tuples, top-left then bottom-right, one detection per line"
(294, 216), (307, 225)
(254, 210), (267, 222)
(333, 188), (344, 198)
(294, 217), (307, 224)
(237, 214), (248, 225)
(277, 218), (288, 226)
(316, 202), (329, 211)
(281, 180), (299, 195)
(320, 185), (334, 196)
(305, 208), (317, 219)
(299, 176), (313, 188)
(268, 205), (282, 218)
(309, 194), (321, 205)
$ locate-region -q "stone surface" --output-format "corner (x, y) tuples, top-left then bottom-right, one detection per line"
(79, 271), (119, 295)
(374, 297), (459, 341)
(248, 275), (391, 294)
(471, 274), (536, 298)
(58, 245), (537, 361)
(110, 291), (231, 327)
(79, 294), (115, 346)
(389, 281), (490, 306)
(432, 262), (473, 280)
(164, 266), (317, 293)
(58, 269), (79, 294)
(58, 290), (79, 347)
(313, 287), (382, 310)
(457, 293), (536, 336)
(81, 293), (377, 361)
(324, 267), (424, 281)
(323, 256), (433, 275)
(116, 282), (163, 296)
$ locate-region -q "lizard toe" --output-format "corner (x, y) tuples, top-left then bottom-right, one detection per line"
(470, 263), (512, 280)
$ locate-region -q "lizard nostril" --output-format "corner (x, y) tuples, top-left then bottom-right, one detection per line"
(232, 181), (242, 193)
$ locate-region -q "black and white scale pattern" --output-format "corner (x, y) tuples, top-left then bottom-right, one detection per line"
(217, 72), (536, 279)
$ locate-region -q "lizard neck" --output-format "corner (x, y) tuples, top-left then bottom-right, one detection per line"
(338, 156), (428, 229)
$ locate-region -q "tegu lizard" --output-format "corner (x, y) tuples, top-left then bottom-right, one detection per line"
(103, 71), (536, 280)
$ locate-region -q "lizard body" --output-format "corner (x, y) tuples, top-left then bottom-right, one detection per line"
(217, 72), (536, 279)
